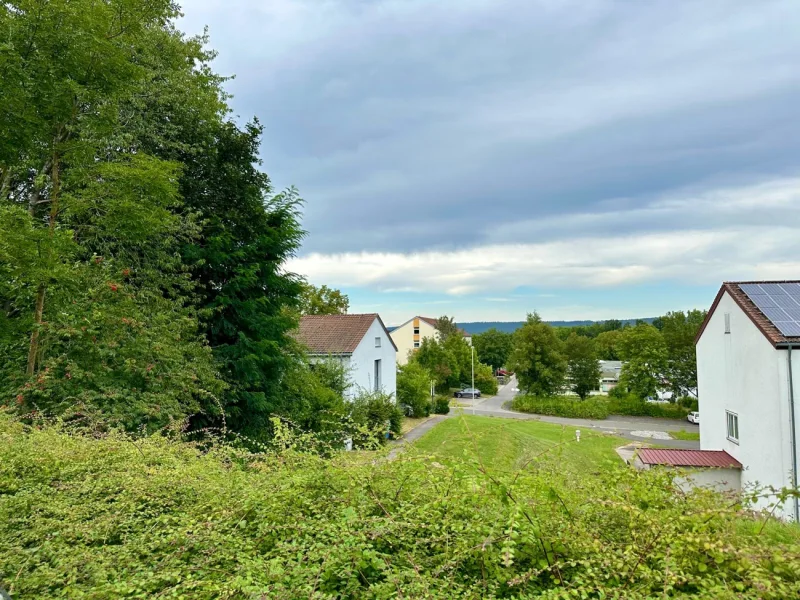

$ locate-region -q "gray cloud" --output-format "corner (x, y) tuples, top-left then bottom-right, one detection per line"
(181, 0), (800, 254)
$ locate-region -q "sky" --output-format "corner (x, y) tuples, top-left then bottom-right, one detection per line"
(179, 0), (800, 325)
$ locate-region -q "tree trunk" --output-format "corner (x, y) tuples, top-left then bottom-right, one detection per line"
(25, 152), (60, 374)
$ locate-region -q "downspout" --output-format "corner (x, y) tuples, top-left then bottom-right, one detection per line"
(786, 345), (800, 523)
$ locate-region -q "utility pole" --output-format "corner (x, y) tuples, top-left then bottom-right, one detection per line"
(471, 345), (475, 393)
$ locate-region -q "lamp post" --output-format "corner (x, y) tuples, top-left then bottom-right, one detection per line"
(471, 345), (475, 394)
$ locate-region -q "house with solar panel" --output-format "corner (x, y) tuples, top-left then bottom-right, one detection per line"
(695, 281), (800, 522)
(294, 314), (397, 399)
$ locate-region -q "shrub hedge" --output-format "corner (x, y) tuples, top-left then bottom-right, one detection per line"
(607, 395), (692, 419)
(512, 394), (692, 420)
(1, 412), (799, 598)
(511, 395), (610, 419)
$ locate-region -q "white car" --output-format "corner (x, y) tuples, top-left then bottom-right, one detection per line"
(687, 411), (700, 424)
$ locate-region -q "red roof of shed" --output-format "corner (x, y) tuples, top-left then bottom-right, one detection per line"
(638, 449), (742, 469)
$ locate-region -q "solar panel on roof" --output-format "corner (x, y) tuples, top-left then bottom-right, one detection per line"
(740, 283), (800, 338)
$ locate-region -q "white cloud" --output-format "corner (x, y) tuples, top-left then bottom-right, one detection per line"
(290, 175), (800, 296)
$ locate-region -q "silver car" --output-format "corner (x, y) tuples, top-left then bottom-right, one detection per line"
(687, 411), (700, 424)
(454, 388), (481, 399)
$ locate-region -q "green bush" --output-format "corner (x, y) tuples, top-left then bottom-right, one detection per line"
(396, 362), (433, 417)
(511, 395), (610, 419)
(677, 395), (700, 411)
(432, 396), (450, 415)
(349, 390), (403, 443)
(607, 395), (691, 419)
(2, 411), (799, 599)
(472, 361), (498, 395)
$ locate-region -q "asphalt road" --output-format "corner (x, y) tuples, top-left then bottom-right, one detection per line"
(455, 376), (701, 449)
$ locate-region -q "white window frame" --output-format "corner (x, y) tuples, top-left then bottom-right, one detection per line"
(413, 327), (420, 335)
(726, 410), (739, 444)
(374, 359), (382, 392)
(413, 340), (420, 348)
(724, 312), (731, 334)
(375, 336), (381, 348)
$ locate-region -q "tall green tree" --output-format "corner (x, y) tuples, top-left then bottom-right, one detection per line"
(660, 310), (706, 397)
(300, 284), (349, 315)
(594, 330), (623, 360)
(0, 0), (226, 429)
(434, 316), (461, 342)
(565, 334), (600, 400)
(508, 313), (567, 396)
(472, 328), (513, 371)
(617, 324), (668, 399)
(397, 361), (432, 417)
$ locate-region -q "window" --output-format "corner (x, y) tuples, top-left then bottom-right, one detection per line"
(375, 336), (381, 348)
(724, 312), (731, 334)
(413, 327), (419, 335)
(726, 410), (739, 443)
(374, 359), (382, 391)
(413, 340), (420, 348)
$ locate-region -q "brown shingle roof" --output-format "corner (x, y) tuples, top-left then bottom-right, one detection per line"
(638, 449), (742, 469)
(696, 281), (800, 347)
(295, 314), (397, 354)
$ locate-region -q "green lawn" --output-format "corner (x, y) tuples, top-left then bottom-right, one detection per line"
(411, 414), (626, 474)
(671, 429), (701, 441)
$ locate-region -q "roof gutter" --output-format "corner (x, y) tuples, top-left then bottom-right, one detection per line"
(777, 342), (800, 523)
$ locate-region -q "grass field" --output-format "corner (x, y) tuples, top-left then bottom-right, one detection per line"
(670, 428), (701, 441)
(411, 414), (626, 474)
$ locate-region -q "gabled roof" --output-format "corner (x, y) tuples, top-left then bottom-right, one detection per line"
(696, 281), (800, 347)
(638, 449), (742, 469)
(295, 314), (398, 355)
(391, 316), (471, 337)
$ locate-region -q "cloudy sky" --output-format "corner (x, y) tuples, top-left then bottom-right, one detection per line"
(180, 0), (800, 325)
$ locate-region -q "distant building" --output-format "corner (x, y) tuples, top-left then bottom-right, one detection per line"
(390, 316), (471, 365)
(295, 313), (397, 399)
(696, 281), (800, 522)
(598, 360), (622, 393)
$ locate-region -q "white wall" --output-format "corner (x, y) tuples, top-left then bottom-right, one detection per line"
(697, 291), (797, 519)
(350, 317), (397, 399)
(390, 318), (438, 365)
(633, 459), (741, 494)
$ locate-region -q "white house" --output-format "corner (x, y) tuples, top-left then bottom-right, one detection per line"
(695, 281), (800, 522)
(295, 314), (397, 399)
(390, 316), (471, 365)
(598, 360), (622, 393)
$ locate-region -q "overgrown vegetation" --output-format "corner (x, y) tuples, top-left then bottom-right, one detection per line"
(511, 395), (611, 420)
(512, 394), (692, 420)
(2, 412), (799, 598)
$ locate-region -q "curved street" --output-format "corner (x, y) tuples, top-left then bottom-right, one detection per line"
(450, 376), (700, 449)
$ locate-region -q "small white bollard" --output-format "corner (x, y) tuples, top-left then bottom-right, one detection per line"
(575, 429), (581, 443)
(344, 437), (353, 452)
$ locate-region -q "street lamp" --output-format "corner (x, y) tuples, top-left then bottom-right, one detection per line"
(471, 345), (475, 393)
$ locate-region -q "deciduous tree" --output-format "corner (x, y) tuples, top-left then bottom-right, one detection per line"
(565, 334), (600, 399)
(508, 313), (567, 396)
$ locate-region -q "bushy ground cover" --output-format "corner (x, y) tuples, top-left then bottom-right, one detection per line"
(512, 394), (692, 420)
(1, 412), (799, 599)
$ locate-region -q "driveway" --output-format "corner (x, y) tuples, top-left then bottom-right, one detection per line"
(456, 376), (700, 449)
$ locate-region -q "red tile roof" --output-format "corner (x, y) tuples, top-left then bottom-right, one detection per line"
(295, 314), (397, 354)
(638, 449), (742, 469)
(696, 281), (800, 347)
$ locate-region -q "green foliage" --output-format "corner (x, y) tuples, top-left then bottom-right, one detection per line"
(349, 390), (403, 443)
(660, 309), (707, 396)
(617, 323), (668, 398)
(508, 313), (567, 396)
(473, 361), (499, 395)
(473, 327), (513, 370)
(607, 395), (691, 419)
(564, 333), (600, 399)
(432, 396), (451, 414)
(396, 361), (432, 418)
(671, 429), (701, 441)
(299, 283), (349, 315)
(512, 395), (610, 419)
(3, 411), (799, 599)
(433, 315), (461, 341)
(594, 329), (623, 360)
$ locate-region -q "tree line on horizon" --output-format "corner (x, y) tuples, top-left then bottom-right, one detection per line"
(471, 309), (707, 400)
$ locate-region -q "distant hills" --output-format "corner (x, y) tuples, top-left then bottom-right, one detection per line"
(458, 319), (655, 335)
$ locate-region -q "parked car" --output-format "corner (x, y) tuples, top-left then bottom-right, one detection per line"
(454, 388), (481, 399)
(687, 411), (700, 424)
